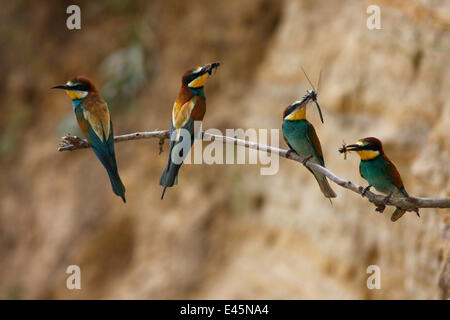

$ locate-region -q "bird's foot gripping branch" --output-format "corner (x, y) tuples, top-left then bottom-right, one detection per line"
(58, 129), (450, 221)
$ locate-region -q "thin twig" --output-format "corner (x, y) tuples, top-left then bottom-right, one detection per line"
(58, 130), (450, 213)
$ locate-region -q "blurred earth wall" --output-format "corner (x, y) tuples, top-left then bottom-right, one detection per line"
(0, 0), (449, 299)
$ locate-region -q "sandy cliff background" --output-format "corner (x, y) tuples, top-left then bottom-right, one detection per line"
(0, 0), (449, 299)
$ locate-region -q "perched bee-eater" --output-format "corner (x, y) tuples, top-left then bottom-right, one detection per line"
(159, 62), (220, 199)
(342, 137), (419, 221)
(282, 91), (337, 199)
(52, 76), (126, 202)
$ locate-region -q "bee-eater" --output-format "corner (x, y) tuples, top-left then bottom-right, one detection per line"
(52, 76), (126, 202)
(282, 91), (337, 199)
(343, 137), (419, 221)
(159, 62), (220, 199)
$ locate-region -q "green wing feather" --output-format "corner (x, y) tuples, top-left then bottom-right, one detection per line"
(305, 122), (325, 166)
(75, 105), (125, 202)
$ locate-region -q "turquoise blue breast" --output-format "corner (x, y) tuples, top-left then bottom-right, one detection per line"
(72, 99), (84, 120)
(360, 156), (397, 195)
(71, 98), (84, 109)
(282, 119), (322, 164)
(189, 87), (205, 99)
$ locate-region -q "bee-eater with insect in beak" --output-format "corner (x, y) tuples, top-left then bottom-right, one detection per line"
(159, 62), (220, 199)
(52, 76), (126, 202)
(340, 137), (419, 221)
(282, 90), (337, 199)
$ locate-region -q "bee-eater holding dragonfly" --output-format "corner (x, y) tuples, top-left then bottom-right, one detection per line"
(282, 93), (337, 199)
(159, 62), (220, 199)
(282, 70), (336, 199)
(52, 76), (126, 202)
(340, 137), (419, 221)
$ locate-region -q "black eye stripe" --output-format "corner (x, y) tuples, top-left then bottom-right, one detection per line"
(71, 83), (90, 91)
(184, 73), (199, 85)
(366, 144), (379, 150)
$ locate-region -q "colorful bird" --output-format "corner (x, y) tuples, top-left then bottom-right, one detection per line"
(282, 91), (337, 199)
(341, 137), (419, 221)
(52, 76), (126, 202)
(159, 62), (220, 199)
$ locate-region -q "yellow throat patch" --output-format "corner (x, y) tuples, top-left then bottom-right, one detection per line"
(284, 107), (306, 121)
(356, 150), (380, 160)
(65, 90), (87, 100)
(351, 140), (380, 160)
(188, 73), (208, 88)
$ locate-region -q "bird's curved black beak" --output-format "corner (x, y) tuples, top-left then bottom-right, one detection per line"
(51, 84), (71, 90)
(313, 99), (324, 124)
(202, 62), (220, 76)
(344, 144), (365, 152)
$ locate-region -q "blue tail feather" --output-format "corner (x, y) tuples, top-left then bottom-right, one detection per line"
(159, 119), (194, 199)
(88, 126), (126, 202)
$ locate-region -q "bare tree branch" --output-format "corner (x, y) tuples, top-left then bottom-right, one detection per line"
(58, 130), (450, 214)
(58, 131), (170, 151)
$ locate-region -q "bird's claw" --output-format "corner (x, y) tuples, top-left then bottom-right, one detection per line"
(375, 193), (392, 213)
(361, 185), (372, 197)
(302, 155), (313, 166)
(383, 192), (393, 205)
